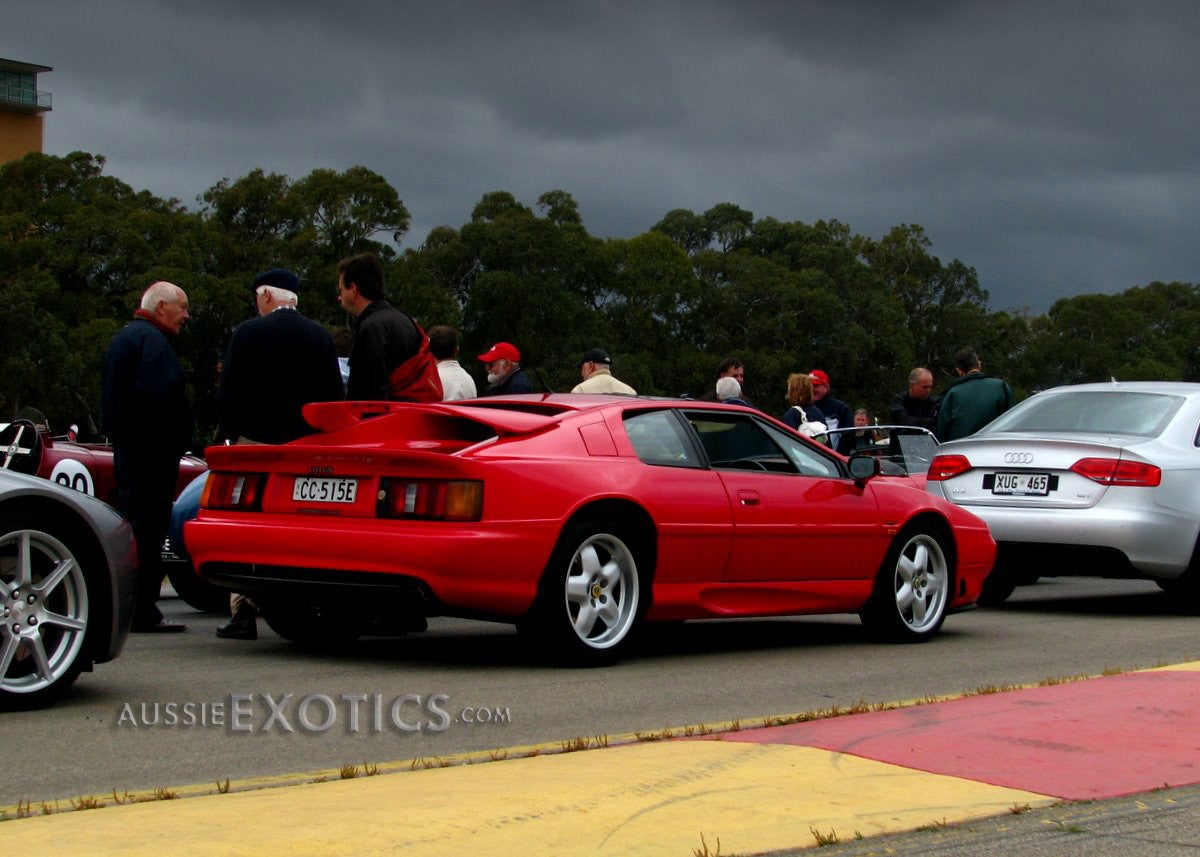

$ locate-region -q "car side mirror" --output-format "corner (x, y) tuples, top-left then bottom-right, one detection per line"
(848, 454), (878, 484)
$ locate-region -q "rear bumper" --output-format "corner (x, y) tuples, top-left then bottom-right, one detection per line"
(186, 514), (561, 619)
(961, 503), (1197, 579)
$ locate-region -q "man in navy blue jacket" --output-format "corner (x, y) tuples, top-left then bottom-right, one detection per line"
(213, 269), (344, 638)
(809, 369), (853, 453)
(217, 269), (343, 445)
(102, 281), (194, 633)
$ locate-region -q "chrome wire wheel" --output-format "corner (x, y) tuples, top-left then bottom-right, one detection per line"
(0, 526), (90, 699)
(891, 532), (949, 635)
(561, 532), (640, 652)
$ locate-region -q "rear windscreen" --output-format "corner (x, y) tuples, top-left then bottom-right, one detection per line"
(983, 391), (1182, 437)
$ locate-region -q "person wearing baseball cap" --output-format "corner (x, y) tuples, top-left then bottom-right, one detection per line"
(571, 347), (636, 395)
(809, 368), (852, 452)
(477, 342), (533, 395)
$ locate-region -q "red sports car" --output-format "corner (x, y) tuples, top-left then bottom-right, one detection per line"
(186, 396), (996, 663)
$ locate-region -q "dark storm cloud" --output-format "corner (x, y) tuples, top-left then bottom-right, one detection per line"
(6, 0), (1199, 311)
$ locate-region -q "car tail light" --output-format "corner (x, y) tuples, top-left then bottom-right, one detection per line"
(201, 472), (267, 511)
(927, 454), (973, 481)
(378, 479), (483, 521)
(1070, 458), (1162, 487)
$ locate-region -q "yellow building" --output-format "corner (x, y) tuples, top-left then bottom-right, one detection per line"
(0, 57), (52, 164)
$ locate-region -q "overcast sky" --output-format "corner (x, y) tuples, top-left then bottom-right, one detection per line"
(8, 1), (1199, 312)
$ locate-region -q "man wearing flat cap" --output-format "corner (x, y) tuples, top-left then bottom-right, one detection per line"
(477, 341), (534, 395)
(218, 268), (344, 445)
(572, 348), (637, 395)
(214, 268), (345, 640)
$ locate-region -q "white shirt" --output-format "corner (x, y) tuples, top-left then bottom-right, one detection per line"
(438, 359), (478, 400)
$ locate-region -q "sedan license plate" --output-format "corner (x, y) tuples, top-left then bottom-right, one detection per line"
(293, 477), (358, 504)
(990, 472), (1050, 496)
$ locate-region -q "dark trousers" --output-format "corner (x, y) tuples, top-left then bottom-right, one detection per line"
(114, 446), (180, 625)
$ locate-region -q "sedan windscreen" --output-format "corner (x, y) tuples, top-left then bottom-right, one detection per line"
(983, 391), (1183, 437)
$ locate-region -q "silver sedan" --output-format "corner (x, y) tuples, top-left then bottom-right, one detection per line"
(925, 381), (1200, 603)
(0, 468), (137, 708)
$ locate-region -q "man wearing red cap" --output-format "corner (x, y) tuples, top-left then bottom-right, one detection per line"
(477, 342), (533, 395)
(809, 369), (853, 453)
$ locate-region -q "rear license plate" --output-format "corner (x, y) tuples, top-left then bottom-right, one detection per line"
(990, 472), (1050, 496)
(293, 477), (358, 504)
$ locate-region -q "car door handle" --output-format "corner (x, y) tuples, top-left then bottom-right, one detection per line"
(738, 490), (760, 506)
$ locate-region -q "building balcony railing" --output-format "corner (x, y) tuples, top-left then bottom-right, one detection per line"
(0, 87), (52, 112)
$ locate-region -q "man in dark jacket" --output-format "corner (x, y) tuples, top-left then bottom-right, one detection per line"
(214, 269), (345, 639)
(102, 281), (194, 633)
(889, 367), (940, 434)
(336, 253), (427, 401)
(477, 342), (534, 395)
(218, 269), (344, 445)
(936, 348), (1016, 441)
(809, 369), (853, 452)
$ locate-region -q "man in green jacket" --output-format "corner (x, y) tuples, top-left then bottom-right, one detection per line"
(936, 348), (1016, 441)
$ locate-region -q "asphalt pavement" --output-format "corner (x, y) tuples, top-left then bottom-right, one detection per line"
(3, 660), (1199, 855)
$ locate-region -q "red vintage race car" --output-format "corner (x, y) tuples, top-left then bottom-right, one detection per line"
(0, 412), (220, 612)
(186, 396), (996, 664)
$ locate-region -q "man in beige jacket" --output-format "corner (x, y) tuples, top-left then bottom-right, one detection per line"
(571, 348), (637, 395)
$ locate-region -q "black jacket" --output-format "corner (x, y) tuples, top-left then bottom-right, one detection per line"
(485, 367), (534, 396)
(347, 300), (421, 401)
(102, 316), (193, 458)
(218, 307), (344, 444)
(889, 391), (939, 433)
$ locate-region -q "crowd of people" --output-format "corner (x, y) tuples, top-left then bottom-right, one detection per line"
(100, 252), (1016, 636)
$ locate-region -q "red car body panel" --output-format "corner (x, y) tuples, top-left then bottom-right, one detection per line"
(186, 396), (994, 627)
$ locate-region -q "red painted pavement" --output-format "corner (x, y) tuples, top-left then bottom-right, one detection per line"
(718, 670), (1200, 800)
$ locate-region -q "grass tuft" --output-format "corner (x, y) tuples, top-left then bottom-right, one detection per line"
(810, 826), (840, 846)
(693, 831), (723, 856)
(69, 795), (105, 811)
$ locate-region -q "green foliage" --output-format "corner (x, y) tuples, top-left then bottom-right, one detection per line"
(2, 151), (1195, 441)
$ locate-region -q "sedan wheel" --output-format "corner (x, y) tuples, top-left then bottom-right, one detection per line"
(525, 523), (643, 665)
(0, 518), (92, 708)
(861, 525), (951, 642)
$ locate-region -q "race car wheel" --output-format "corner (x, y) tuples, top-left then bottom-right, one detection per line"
(861, 523), (951, 642)
(258, 599), (364, 648)
(0, 420), (43, 476)
(0, 514), (93, 709)
(525, 521), (643, 665)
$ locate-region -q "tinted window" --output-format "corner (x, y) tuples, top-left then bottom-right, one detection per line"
(624, 410), (698, 467)
(758, 421), (843, 477)
(686, 413), (841, 477)
(983, 391), (1183, 438)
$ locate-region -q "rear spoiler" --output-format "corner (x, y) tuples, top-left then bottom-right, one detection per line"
(301, 400), (564, 437)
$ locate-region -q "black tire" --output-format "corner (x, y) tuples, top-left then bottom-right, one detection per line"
(258, 599), (364, 648)
(521, 520), (647, 666)
(0, 512), (96, 709)
(164, 560), (230, 614)
(976, 569), (1019, 606)
(860, 522), (952, 643)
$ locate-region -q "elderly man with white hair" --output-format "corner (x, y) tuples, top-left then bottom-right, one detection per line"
(715, 375), (752, 407)
(101, 280), (194, 632)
